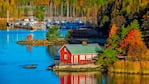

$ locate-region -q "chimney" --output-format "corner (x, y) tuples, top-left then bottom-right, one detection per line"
(82, 41), (87, 45)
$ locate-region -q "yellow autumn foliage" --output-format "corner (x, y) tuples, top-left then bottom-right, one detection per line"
(110, 60), (149, 74)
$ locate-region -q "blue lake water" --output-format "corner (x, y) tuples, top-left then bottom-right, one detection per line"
(0, 29), (149, 84)
(0, 29), (60, 84)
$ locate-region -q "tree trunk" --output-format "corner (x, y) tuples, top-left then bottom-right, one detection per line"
(67, 1), (69, 19)
(50, 2), (53, 18)
(73, 4), (75, 17)
(7, 10), (9, 22)
(54, 5), (56, 17)
(61, 3), (63, 17)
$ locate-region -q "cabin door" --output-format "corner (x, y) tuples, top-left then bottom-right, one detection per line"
(74, 55), (78, 64)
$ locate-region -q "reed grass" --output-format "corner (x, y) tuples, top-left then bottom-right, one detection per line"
(109, 60), (149, 74)
(0, 20), (7, 30)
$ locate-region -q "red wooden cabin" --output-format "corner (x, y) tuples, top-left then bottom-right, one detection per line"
(58, 43), (103, 64)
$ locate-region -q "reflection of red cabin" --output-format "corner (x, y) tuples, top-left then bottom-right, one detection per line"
(58, 43), (103, 64)
(27, 45), (32, 51)
(60, 72), (95, 84)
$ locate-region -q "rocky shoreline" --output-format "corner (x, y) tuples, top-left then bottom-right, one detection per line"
(17, 39), (67, 46)
(47, 63), (102, 72)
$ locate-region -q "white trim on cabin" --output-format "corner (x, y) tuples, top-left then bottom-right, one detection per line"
(58, 45), (66, 53)
(80, 55), (85, 60)
(71, 53), (99, 63)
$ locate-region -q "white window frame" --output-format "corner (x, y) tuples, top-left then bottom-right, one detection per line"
(64, 54), (68, 59)
(80, 55), (85, 60)
(86, 55), (91, 60)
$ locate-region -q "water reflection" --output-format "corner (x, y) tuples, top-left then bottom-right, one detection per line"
(55, 72), (102, 84)
(47, 45), (61, 56)
(6, 34), (9, 43)
(55, 71), (149, 84)
(26, 45), (32, 51)
(107, 73), (149, 84)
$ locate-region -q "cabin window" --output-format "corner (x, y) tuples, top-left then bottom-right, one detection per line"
(64, 54), (68, 59)
(80, 55), (85, 60)
(86, 55), (91, 60)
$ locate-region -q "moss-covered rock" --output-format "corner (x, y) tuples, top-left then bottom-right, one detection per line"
(23, 64), (37, 69)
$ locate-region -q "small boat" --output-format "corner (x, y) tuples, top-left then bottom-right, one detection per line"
(47, 64), (56, 70)
(54, 55), (60, 60)
(48, 64), (55, 68)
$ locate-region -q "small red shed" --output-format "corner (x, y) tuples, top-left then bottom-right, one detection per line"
(58, 43), (103, 64)
(26, 34), (33, 41)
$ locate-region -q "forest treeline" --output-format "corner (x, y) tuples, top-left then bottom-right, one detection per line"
(0, 0), (148, 22)
(0, 0), (149, 44)
(96, 0), (149, 70)
(0, 0), (148, 37)
(0, 0), (107, 20)
(96, 0), (149, 48)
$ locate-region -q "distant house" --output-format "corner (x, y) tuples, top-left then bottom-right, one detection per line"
(26, 34), (33, 41)
(58, 43), (103, 64)
(118, 54), (127, 59)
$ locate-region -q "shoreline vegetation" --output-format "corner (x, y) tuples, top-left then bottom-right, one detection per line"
(0, 20), (7, 30)
(109, 60), (149, 75)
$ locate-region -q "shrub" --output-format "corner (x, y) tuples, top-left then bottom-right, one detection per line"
(46, 26), (60, 41)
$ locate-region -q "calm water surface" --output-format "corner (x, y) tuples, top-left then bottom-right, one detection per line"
(0, 29), (59, 84)
(0, 29), (149, 84)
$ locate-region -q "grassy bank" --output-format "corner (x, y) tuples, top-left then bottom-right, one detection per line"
(109, 60), (149, 74)
(17, 39), (67, 46)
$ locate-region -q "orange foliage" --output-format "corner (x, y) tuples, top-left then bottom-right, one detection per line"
(119, 29), (147, 60)
(124, 29), (142, 44)
(36, 0), (49, 5)
(79, 0), (84, 6)
(109, 24), (118, 38)
(120, 29), (144, 48)
(106, 24), (118, 48)
(9, 0), (15, 5)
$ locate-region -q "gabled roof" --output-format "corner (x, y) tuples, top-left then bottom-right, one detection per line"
(60, 43), (103, 54)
